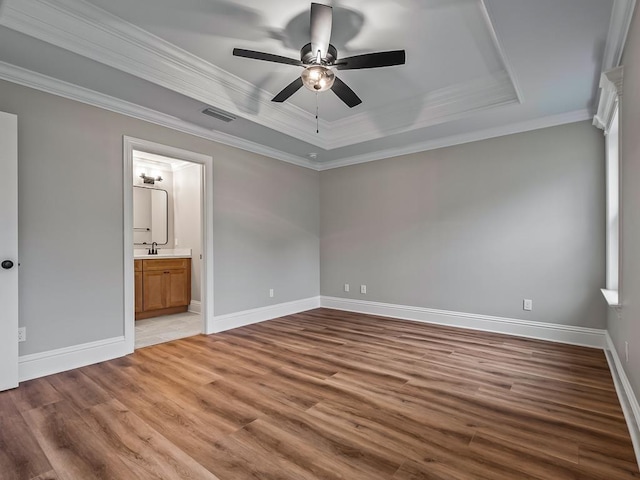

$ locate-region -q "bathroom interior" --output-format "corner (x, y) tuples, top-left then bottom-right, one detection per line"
(132, 150), (203, 349)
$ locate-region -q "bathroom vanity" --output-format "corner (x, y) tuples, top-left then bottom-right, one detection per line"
(134, 251), (191, 320)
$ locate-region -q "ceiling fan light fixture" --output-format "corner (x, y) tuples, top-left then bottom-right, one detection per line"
(301, 65), (335, 92)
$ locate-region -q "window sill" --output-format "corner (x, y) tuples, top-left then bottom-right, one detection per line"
(601, 288), (620, 306)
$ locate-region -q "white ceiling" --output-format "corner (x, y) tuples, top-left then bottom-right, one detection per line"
(133, 150), (193, 172)
(0, 0), (628, 169)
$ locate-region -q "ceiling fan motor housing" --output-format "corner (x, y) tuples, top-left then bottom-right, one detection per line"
(301, 42), (337, 65)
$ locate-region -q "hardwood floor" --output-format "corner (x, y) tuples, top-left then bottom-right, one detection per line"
(0, 308), (638, 480)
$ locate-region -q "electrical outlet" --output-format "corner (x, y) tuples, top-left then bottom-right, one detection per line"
(360, 285), (367, 294)
(18, 327), (26, 342)
(523, 299), (533, 311)
(269, 288), (274, 298)
(344, 283), (350, 292)
(625, 341), (629, 363)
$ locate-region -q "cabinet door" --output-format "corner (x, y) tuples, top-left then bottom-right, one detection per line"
(135, 271), (143, 313)
(165, 268), (190, 308)
(143, 270), (166, 311)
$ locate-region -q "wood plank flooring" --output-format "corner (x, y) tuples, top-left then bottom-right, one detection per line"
(0, 308), (638, 480)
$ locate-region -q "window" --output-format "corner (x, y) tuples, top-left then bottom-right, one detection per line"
(604, 106), (619, 304)
(594, 67), (623, 306)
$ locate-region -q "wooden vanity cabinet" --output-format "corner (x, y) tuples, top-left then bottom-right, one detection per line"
(135, 258), (191, 320)
(134, 260), (143, 314)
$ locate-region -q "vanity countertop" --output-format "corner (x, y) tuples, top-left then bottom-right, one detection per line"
(134, 248), (192, 260)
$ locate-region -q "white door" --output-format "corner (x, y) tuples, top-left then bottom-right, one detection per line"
(0, 112), (18, 391)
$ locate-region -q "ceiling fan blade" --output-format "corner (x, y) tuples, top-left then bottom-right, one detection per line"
(310, 3), (333, 60)
(335, 50), (406, 70)
(233, 48), (303, 67)
(331, 77), (362, 108)
(272, 77), (304, 103)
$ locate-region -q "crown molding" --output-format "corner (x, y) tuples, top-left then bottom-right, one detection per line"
(593, 66), (624, 132)
(602, 0), (637, 71)
(327, 71), (519, 149)
(0, 61), (316, 169)
(317, 109), (593, 171)
(133, 156), (200, 173)
(0, 60), (594, 173)
(0, 0), (524, 152)
(480, 0), (524, 103)
(133, 151), (191, 171)
(133, 159), (184, 174)
(321, 0), (522, 149)
(0, 59), (597, 174)
(134, 152), (204, 173)
(0, 0), (324, 147)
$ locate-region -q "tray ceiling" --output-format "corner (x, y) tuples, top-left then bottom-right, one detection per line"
(0, 0), (625, 169)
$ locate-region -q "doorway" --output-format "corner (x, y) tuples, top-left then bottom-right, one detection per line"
(123, 137), (214, 353)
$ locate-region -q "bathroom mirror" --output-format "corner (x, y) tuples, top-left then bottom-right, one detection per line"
(133, 186), (168, 245)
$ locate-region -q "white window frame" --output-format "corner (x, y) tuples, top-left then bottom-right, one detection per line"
(604, 106), (620, 302)
(594, 67), (623, 306)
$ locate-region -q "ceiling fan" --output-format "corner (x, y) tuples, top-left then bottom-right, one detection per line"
(232, 2), (406, 108)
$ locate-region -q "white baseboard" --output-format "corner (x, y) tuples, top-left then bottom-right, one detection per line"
(188, 300), (202, 314)
(605, 332), (640, 468)
(15, 296), (320, 382)
(19, 336), (129, 382)
(320, 296), (606, 348)
(210, 296), (321, 334)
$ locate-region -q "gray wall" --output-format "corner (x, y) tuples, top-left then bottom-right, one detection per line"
(320, 121), (607, 328)
(213, 146), (319, 314)
(0, 79), (319, 356)
(0, 73), (608, 358)
(608, 4), (640, 401)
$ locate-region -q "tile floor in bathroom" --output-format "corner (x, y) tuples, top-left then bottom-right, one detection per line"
(135, 311), (202, 349)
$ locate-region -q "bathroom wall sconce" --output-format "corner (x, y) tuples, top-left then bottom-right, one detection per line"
(139, 173), (163, 185)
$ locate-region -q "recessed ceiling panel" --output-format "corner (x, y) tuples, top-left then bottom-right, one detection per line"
(0, 0), (617, 168)
(83, 0), (516, 123)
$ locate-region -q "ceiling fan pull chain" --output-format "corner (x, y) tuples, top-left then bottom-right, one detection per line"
(316, 93), (319, 134)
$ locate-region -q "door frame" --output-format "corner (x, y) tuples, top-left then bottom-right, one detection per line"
(123, 136), (214, 353)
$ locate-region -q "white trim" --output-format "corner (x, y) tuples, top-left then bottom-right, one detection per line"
(601, 288), (620, 306)
(18, 336), (128, 382)
(602, 0), (637, 71)
(188, 300), (202, 314)
(328, 72), (519, 149)
(123, 138), (135, 353)
(133, 151), (191, 172)
(201, 149), (215, 336)
(123, 137), (215, 344)
(212, 297), (321, 333)
(479, 0), (524, 103)
(0, 111), (18, 392)
(605, 332), (640, 469)
(320, 296), (606, 348)
(594, 67), (624, 132)
(0, 61), (314, 170)
(0, 61), (596, 173)
(317, 110), (593, 171)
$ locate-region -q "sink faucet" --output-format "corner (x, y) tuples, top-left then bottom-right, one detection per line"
(149, 242), (158, 255)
